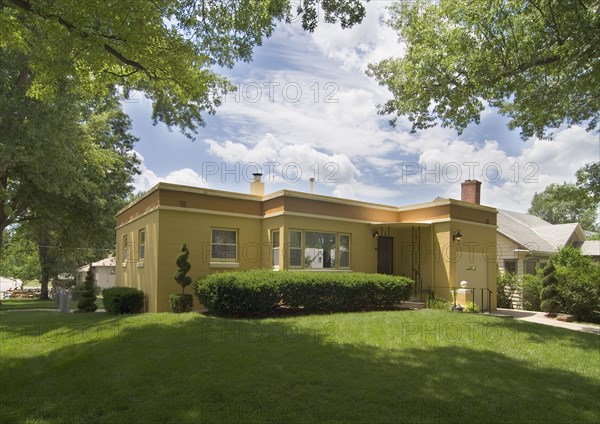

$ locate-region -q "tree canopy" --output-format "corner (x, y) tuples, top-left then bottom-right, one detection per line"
(367, 0), (600, 139)
(0, 47), (139, 297)
(1, 0), (367, 136)
(528, 163), (600, 231)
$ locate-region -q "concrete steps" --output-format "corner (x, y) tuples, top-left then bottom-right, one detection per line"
(399, 300), (426, 309)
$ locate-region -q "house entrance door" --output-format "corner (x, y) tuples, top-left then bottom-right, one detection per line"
(377, 236), (393, 274)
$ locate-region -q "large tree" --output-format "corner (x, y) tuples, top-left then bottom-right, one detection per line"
(1, 0), (367, 136)
(0, 225), (39, 282)
(529, 183), (598, 231)
(0, 48), (139, 298)
(367, 0), (600, 139)
(529, 162), (600, 232)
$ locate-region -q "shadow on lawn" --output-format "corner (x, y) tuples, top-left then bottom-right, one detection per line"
(1, 313), (599, 424)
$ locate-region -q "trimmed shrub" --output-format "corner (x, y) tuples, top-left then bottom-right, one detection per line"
(77, 267), (98, 313)
(169, 293), (193, 313)
(196, 269), (414, 316)
(103, 287), (144, 314)
(521, 273), (542, 311)
(540, 262), (561, 316)
(171, 244), (193, 312)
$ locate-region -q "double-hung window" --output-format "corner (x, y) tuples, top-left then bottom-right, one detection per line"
(122, 235), (128, 263)
(289, 230), (302, 267)
(138, 229), (146, 262)
(211, 229), (237, 262)
(272, 230), (280, 267)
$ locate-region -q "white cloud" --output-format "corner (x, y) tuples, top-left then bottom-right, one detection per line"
(204, 133), (399, 201)
(309, 1), (405, 72)
(389, 125), (599, 211)
(132, 152), (208, 193)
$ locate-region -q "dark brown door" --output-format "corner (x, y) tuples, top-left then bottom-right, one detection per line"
(377, 236), (393, 274)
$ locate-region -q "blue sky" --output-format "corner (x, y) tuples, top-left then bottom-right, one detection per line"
(123, 1), (599, 213)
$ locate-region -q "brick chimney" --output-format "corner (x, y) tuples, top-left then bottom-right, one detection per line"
(250, 173), (264, 196)
(461, 180), (481, 204)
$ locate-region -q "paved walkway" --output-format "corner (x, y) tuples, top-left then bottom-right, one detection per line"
(495, 308), (600, 335)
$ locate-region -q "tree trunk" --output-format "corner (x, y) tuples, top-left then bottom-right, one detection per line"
(37, 225), (50, 300)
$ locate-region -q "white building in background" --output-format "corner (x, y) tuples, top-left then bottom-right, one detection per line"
(0, 276), (22, 292)
(77, 257), (116, 289)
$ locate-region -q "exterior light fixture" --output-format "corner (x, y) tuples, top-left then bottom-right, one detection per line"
(373, 231), (380, 239)
(453, 230), (463, 242)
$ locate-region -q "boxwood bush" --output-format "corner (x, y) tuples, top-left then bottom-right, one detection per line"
(196, 269), (414, 316)
(102, 287), (145, 315)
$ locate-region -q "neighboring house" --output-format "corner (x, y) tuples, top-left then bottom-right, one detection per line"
(77, 257), (116, 289)
(116, 178), (498, 313)
(580, 240), (600, 262)
(496, 209), (587, 277)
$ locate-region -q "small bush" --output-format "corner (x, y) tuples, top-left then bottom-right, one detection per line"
(556, 265), (600, 323)
(464, 301), (480, 313)
(196, 269), (414, 316)
(426, 293), (451, 310)
(103, 287), (144, 315)
(496, 271), (518, 309)
(169, 294), (193, 313)
(521, 274), (542, 311)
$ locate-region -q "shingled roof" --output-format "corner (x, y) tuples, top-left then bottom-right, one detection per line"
(497, 209), (585, 253)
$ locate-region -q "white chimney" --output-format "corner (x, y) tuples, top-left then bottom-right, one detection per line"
(309, 177), (315, 194)
(250, 173), (264, 196)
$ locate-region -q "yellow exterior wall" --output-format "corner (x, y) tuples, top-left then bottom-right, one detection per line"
(154, 209), (263, 312)
(115, 184), (498, 312)
(116, 210), (160, 312)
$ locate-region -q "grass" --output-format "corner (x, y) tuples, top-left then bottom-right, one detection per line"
(0, 309), (598, 423)
(0, 297), (104, 311)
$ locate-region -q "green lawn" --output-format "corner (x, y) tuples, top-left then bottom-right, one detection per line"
(0, 309), (598, 423)
(0, 297), (104, 311)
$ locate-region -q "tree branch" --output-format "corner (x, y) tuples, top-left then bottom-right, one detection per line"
(8, 0), (154, 79)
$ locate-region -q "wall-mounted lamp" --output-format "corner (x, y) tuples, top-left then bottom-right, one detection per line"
(373, 231), (380, 239)
(453, 230), (463, 242)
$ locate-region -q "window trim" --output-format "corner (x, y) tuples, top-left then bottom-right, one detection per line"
(288, 230), (303, 268)
(210, 228), (238, 263)
(288, 229), (351, 270)
(503, 259), (517, 274)
(338, 233), (351, 269)
(138, 228), (146, 263)
(271, 229), (280, 269)
(122, 234), (128, 266)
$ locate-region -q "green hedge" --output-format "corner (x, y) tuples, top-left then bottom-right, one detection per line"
(196, 269), (414, 316)
(169, 293), (193, 313)
(102, 287), (145, 315)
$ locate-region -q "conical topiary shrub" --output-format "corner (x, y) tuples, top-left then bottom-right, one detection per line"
(540, 261), (560, 317)
(77, 266), (98, 313)
(170, 244), (193, 313)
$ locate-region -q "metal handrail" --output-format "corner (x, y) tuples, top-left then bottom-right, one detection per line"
(425, 286), (494, 313)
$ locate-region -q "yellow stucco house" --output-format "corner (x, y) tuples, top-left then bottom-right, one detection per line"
(116, 177), (498, 312)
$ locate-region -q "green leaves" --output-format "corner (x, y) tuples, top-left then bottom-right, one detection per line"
(3, 0), (367, 136)
(174, 244), (192, 293)
(368, 0), (600, 139)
